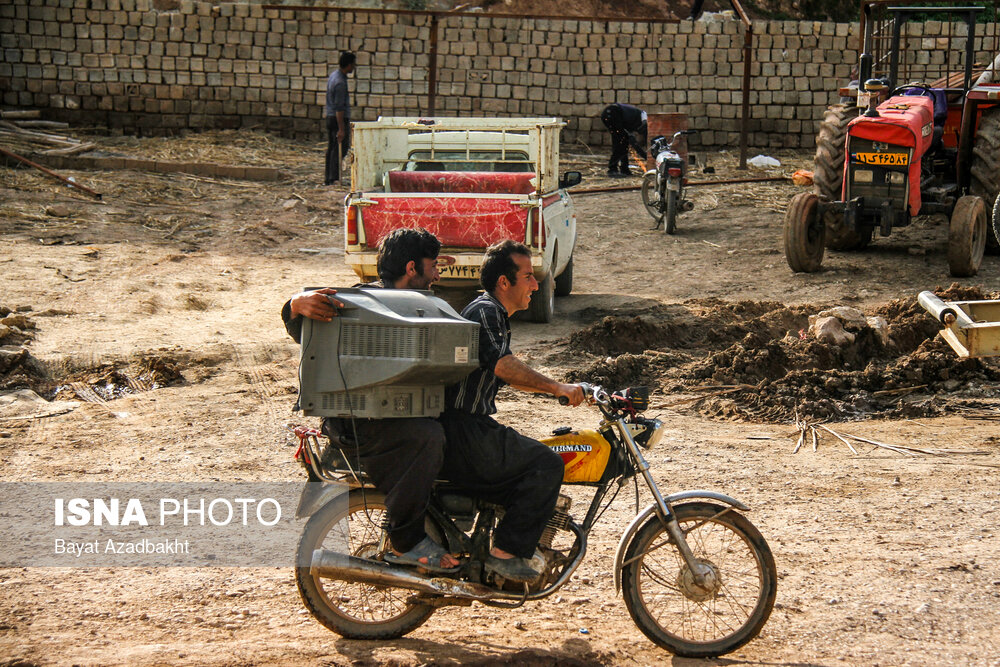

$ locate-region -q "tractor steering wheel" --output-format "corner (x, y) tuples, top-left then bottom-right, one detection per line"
(890, 83), (936, 99)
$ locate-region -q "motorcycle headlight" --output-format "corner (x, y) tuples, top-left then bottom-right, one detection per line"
(629, 418), (665, 450)
(644, 418), (665, 450)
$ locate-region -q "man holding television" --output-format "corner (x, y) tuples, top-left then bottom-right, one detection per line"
(438, 240), (585, 582)
(281, 228), (459, 573)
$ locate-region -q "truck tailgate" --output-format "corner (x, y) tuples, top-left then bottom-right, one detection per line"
(359, 195), (528, 248)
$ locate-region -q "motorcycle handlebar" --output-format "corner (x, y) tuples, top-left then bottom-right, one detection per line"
(557, 382), (600, 405)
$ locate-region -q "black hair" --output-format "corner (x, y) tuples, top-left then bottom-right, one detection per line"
(377, 228), (441, 285)
(339, 51), (356, 69)
(480, 240), (531, 293)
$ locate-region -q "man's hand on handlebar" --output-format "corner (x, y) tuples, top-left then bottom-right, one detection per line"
(555, 383), (586, 407)
(290, 288), (344, 322)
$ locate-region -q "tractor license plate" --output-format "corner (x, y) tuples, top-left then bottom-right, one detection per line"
(857, 92), (871, 108)
(853, 152), (909, 166)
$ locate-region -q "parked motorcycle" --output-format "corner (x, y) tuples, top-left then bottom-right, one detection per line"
(291, 383), (776, 658)
(641, 130), (698, 234)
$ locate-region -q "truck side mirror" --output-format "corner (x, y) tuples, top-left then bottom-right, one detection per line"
(560, 171), (582, 189)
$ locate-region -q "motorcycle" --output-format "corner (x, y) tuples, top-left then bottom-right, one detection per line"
(290, 383), (776, 658)
(641, 130), (698, 234)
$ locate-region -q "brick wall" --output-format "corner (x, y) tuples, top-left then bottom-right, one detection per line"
(1, 0), (997, 149)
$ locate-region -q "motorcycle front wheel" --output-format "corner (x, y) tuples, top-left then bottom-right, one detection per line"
(296, 489), (436, 639)
(621, 502), (776, 658)
(640, 171), (662, 223)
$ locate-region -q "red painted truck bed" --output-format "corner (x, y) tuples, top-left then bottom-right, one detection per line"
(360, 195), (528, 248)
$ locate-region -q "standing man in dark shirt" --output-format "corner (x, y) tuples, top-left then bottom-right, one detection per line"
(438, 240), (585, 582)
(325, 51), (356, 186)
(600, 102), (648, 177)
(281, 228), (460, 573)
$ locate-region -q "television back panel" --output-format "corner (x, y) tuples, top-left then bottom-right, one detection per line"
(297, 288), (479, 418)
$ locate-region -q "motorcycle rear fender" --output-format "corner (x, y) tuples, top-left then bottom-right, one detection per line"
(613, 490), (750, 593)
(295, 482), (351, 519)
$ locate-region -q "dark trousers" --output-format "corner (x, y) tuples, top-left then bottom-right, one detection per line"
(324, 115), (350, 185)
(438, 410), (564, 559)
(607, 128), (631, 173)
(324, 416), (445, 553)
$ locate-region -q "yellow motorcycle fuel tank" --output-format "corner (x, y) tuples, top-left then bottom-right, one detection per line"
(541, 428), (613, 484)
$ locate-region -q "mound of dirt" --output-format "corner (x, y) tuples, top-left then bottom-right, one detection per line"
(0, 305), (45, 392)
(567, 285), (1000, 422)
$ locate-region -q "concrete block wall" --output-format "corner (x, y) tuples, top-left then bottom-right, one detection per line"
(1, 0), (998, 149)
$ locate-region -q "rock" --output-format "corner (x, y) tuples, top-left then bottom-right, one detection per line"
(0, 306), (10, 317)
(908, 247), (927, 256)
(0, 325), (11, 342)
(866, 316), (890, 345)
(809, 317), (856, 346)
(14, 305), (31, 313)
(0, 346), (28, 374)
(811, 306), (867, 330)
(45, 204), (74, 218)
(0, 315), (33, 330)
(282, 198), (300, 210)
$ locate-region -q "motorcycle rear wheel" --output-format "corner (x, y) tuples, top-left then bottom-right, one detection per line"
(621, 502), (777, 658)
(665, 187), (678, 235)
(640, 171), (662, 223)
(296, 489), (437, 639)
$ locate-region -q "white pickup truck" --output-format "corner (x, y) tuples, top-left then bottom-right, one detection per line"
(344, 117), (580, 322)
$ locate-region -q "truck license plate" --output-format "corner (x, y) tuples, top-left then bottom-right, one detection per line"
(438, 264), (480, 280)
(853, 152), (909, 166)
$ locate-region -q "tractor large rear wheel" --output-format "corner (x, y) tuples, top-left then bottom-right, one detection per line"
(970, 105), (1000, 251)
(948, 195), (986, 277)
(814, 105), (869, 250)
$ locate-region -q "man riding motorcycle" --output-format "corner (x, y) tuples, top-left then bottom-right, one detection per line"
(281, 228), (459, 573)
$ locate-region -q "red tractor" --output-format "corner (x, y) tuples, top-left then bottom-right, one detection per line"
(785, 0), (1000, 276)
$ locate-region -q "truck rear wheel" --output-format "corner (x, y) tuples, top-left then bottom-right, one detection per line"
(526, 273), (554, 323)
(554, 256), (573, 297)
(970, 105), (1000, 252)
(784, 192), (825, 273)
(814, 105), (869, 250)
(948, 195), (986, 277)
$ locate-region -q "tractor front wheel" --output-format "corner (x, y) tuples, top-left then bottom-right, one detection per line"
(948, 195), (987, 277)
(784, 193), (825, 273)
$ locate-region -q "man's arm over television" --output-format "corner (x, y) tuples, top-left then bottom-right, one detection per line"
(281, 287), (343, 343)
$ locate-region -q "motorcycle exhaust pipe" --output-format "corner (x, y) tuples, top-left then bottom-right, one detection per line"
(310, 549), (503, 601)
(681, 200), (694, 212)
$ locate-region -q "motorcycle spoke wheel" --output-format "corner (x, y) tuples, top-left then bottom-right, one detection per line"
(621, 502), (776, 658)
(666, 189), (678, 234)
(295, 490), (436, 639)
(640, 171), (662, 223)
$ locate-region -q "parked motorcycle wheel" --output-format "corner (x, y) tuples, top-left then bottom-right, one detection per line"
(665, 187), (678, 235)
(296, 489), (437, 639)
(948, 195), (987, 277)
(784, 192), (825, 272)
(621, 502), (777, 658)
(640, 171), (662, 223)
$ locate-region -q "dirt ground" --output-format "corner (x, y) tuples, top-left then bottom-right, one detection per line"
(2, 132), (1000, 666)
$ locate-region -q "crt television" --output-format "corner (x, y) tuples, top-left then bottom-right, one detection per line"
(297, 288), (479, 418)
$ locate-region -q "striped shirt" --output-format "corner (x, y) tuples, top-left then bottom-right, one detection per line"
(446, 292), (512, 415)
